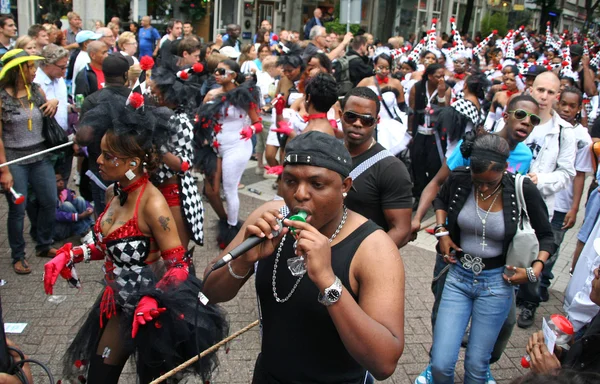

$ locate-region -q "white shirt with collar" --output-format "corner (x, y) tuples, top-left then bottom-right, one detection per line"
(564, 222), (600, 332)
(525, 112), (576, 216)
(34, 67), (69, 131)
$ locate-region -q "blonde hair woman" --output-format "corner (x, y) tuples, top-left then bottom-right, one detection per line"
(15, 36), (37, 56)
(118, 31), (139, 64)
(127, 64), (141, 88)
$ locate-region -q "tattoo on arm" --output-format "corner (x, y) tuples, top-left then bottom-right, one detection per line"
(158, 216), (171, 231)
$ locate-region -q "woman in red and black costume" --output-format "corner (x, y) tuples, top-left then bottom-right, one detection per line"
(149, 64), (206, 248)
(194, 59), (262, 249)
(43, 88), (228, 384)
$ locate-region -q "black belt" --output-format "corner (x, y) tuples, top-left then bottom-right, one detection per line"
(456, 252), (505, 275)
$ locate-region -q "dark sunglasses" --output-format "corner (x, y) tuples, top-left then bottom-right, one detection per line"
(214, 68), (234, 76)
(343, 111), (376, 127)
(507, 109), (541, 126)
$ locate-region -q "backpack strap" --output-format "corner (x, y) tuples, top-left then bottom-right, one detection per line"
(349, 149), (394, 180)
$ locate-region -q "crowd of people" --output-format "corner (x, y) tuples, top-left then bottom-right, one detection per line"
(1, 9), (600, 384)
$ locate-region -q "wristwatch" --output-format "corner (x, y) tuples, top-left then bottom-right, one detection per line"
(318, 276), (343, 306)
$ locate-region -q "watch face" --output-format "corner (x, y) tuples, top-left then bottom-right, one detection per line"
(327, 290), (341, 301)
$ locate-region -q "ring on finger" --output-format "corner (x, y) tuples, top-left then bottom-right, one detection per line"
(507, 278), (512, 284)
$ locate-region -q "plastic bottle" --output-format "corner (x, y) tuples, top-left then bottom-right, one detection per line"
(521, 314), (574, 368)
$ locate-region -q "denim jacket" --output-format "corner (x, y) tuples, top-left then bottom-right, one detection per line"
(433, 167), (556, 257)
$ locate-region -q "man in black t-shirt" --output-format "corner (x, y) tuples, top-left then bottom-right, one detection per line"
(341, 87), (413, 248)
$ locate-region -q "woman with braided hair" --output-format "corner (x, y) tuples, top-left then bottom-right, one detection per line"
(195, 59), (262, 249)
(43, 88), (228, 384)
(149, 64), (205, 248)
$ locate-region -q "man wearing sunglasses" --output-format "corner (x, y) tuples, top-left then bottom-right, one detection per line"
(341, 87), (413, 248)
(516, 71), (577, 329)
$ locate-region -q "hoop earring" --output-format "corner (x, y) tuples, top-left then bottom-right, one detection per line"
(125, 169), (136, 180)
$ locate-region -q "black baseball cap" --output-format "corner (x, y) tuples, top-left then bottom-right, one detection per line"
(102, 53), (133, 77)
(570, 44), (584, 57)
(525, 65), (547, 78)
(284, 131), (352, 178)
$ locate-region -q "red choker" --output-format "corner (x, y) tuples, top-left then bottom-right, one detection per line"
(304, 113), (328, 122)
(115, 174), (148, 206)
(454, 73), (466, 80)
(377, 75), (389, 85)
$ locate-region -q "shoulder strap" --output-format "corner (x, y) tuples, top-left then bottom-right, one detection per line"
(134, 181), (149, 220)
(515, 174), (530, 222)
(349, 150), (394, 181)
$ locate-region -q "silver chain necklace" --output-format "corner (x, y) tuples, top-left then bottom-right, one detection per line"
(475, 188), (501, 251)
(272, 205), (348, 303)
(478, 183), (502, 201)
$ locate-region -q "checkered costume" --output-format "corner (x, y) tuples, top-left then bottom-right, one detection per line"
(154, 112), (204, 245)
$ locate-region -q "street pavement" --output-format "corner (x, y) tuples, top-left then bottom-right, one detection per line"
(0, 160), (583, 383)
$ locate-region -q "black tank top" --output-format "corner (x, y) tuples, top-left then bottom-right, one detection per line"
(254, 220), (380, 383)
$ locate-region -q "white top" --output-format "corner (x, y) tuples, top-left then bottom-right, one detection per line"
(34, 67), (69, 131)
(554, 123), (593, 213)
(564, 222), (600, 332)
(71, 50), (90, 97)
(525, 113), (577, 217)
(240, 60), (259, 75)
(120, 50), (139, 64)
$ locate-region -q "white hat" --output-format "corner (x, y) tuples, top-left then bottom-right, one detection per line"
(219, 46), (241, 59)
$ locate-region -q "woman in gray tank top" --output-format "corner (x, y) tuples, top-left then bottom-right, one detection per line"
(417, 134), (555, 383)
(0, 49), (59, 274)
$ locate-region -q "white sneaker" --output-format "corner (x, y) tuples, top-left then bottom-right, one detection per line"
(485, 368), (497, 384)
(415, 365), (432, 384)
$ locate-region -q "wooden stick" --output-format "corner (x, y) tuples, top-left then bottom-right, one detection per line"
(149, 320), (260, 384)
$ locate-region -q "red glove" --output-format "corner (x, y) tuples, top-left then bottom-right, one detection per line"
(264, 164), (284, 175)
(271, 121), (293, 136)
(251, 122), (263, 134)
(156, 246), (189, 290)
(240, 126), (253, 140)
(44, 243), (103, 294)
(44, 243), (77, 294)
(132, 296), (166, 338)
(273, 95), (285, 115)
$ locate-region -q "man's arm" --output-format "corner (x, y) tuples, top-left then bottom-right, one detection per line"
(411, 163), (451, 233)
(324, 230), (405, 379)
(202, 200), (285, 303)
(327, 32), (352, 60)
(582, 56), (598, 96)
(384, 208), (412, 248)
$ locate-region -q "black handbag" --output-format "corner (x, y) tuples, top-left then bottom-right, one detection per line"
(42, 115), (68, 147)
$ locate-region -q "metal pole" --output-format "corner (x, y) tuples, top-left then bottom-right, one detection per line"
(347, 0), (351, 33)
(0, 141), (73, 169)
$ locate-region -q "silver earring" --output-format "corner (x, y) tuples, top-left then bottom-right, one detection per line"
(130, 161), (137, 166)
(125, 169), (136, 180)
(231, 78), (235, 83)
(342, 192), (347, 198)
(114, 162), (119, 167)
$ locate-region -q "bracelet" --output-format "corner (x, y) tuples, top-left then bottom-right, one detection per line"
(531, 259), (545, 271)
(437, 96), (446, 103)
(526, 267), (538, 283)
(434, 224), (447, 232)
(228, 261), (251, 279)
(434, 231), (450, 238)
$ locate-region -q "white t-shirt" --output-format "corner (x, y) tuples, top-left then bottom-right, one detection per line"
(554, 124), (593, 213)
(525, 118), (554, 161)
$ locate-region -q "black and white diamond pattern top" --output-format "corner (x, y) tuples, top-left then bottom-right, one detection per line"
(153, 113), (205, 245)
(451, 98), (480, 126)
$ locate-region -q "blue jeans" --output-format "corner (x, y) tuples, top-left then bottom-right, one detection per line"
(540, 211), (568, 289)
(6, 159), (57, 263)
(55, 197), (94, 240)
(430, 253), (516, 364)
(431, 265), (513, 384)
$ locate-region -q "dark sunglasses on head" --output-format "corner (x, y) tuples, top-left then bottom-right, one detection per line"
(342, 111), (376, 127)
(507, 109), (541, 126)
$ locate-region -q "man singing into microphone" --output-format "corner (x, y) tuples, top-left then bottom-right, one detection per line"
(202, 131), (405, 383)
